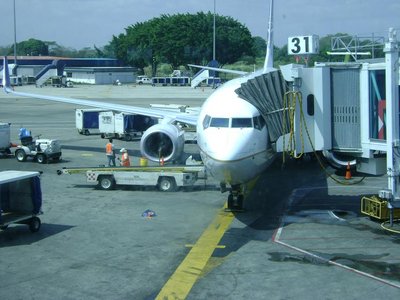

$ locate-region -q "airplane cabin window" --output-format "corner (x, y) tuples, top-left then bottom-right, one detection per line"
(210, 117), (229, 127)
(203, 114), (211, 129)
(232, 118), (252, 128)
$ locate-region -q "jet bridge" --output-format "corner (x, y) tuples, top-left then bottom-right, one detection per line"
(236, 28), (400, 224)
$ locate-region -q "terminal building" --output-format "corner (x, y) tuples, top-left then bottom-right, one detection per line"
(1, 56), (137, 85)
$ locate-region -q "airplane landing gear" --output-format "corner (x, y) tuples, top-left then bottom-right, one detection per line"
(226, 184), (244, 212)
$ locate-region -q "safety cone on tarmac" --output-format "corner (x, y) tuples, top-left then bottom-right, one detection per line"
(345, 162), (352, 180)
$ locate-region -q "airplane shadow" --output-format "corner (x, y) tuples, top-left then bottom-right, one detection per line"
(215, 157), (383, 256)
(0, 223), (74, 248)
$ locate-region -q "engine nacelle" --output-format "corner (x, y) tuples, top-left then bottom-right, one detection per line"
(140, 123), (185, 162)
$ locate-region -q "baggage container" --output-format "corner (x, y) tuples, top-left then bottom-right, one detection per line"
(0, 171), (43, 232)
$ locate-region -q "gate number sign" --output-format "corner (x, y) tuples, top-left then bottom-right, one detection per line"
(288, 35), (319, 55)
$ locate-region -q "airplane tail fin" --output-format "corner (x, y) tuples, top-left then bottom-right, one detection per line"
(2, 57), (12, 93)
(263, 0), (274, 73)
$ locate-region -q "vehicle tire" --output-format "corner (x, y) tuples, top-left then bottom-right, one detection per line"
(158, 177), (177, 192)
(15, 149), (27, 162)
(139, 82), (143, 85)
(125, 134), (132, 141)
(36, 153), (46, 164)
(84, 129), (90, 136)
(98, 176), (115, 190)
(29, 217), (41, 233)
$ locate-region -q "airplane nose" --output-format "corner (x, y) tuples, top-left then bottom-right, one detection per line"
(204, 129), (253, 161)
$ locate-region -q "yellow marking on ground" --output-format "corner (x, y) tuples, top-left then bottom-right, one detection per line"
(156, 207), (234, 300)
(185, 244), (226, 249)
(81, 153), (93, 157)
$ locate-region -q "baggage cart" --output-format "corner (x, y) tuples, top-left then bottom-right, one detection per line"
(0, 171), (43, 232)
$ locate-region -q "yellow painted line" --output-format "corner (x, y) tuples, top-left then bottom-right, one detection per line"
(185, 244), (226, 249)
(156, 207), (234, 300)
(81, 153), (93, 157)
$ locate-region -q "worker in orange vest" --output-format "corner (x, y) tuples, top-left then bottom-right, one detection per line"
(119, 148), (131, 167)
(105, 139), (116, 167)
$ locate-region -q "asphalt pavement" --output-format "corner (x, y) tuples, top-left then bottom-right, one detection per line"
(0, 84), (399, 300)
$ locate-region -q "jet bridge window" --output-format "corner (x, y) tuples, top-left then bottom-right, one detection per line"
(210, 118), (229, 128)
(369, 70), (386, 140)
(253, 116), (265, 130)
(232, 118), (252, 128)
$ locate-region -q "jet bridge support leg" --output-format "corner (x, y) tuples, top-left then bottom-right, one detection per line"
(382, 28), (400, 226)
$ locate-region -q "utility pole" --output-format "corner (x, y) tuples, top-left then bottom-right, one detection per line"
(213, 0), (216, 61)
(13, 0), (18, 75)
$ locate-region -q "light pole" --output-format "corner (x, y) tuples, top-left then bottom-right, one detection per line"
(13, 0), (17, 74)
(213, 0), (216, 61)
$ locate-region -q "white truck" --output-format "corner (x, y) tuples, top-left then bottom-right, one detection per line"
(136, 76), (152, 85)
(57, 165), (205, 192)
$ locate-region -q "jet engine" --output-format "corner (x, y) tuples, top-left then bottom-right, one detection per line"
(140, 123), (185, 162)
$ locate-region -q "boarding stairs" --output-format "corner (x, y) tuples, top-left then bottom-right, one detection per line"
(35, 68), (57, 87)
(191, 69), (209, 88)
(35, 60), (64, 87)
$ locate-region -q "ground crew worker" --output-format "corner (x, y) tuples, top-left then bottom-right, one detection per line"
(119, 148), (130, 167)
(106, 139), (116, 167)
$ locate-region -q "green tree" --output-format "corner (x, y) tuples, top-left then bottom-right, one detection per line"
(10, 38), (48, 56)
(108, 12), (255, 73)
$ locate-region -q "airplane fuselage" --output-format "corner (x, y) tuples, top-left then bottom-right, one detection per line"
(196, 75), (277, 186)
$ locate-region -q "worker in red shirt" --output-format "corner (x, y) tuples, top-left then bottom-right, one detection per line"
(119, 148), (130, 167)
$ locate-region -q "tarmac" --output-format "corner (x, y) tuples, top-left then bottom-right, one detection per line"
(0, 84), (399, 300)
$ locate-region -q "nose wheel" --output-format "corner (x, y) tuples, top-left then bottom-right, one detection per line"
(226, 186), (244, 212)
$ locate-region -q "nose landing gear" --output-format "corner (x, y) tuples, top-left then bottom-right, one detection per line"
(226, 184), (244, 212)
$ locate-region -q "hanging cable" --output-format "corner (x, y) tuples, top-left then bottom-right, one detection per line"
(282, 91), (365, 186)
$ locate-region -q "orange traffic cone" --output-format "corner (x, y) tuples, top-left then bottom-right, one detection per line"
(345, 162), (352, 180)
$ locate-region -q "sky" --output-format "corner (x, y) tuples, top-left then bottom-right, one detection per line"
(0, 0), (399, 50)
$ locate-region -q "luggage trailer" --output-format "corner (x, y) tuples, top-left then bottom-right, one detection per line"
(0, 171), (42, 232)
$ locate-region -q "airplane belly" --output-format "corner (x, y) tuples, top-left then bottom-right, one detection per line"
(200, 148), (277, 185)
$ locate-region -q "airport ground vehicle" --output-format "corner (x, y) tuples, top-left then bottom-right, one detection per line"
(0, 170), (43, 233)
(57, 165), (205, 192)
(99, 111), (158, 141)
(15, 130), (62, 164)
(0, 122), (13, 156)
(76, 108), (106, 135)
(136, 76), (152, 85)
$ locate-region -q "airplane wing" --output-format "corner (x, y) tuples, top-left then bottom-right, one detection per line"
(188, 64), (248, 76)
(2, 58), (198, 126)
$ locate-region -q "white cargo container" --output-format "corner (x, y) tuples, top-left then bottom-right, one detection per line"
(0, 122), (12, 155)
(75, 108), (107, 135)
(99, 111), (158, 141)
(99, 111), (116, 139)
(0, 170), (42, 232)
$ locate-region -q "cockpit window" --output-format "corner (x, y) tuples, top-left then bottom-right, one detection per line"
(210, 117), (229, 127)
(203, 114), (211, 129)
(231, 118), (252, 128)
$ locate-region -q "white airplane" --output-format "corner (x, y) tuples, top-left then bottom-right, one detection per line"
(2, 0), (278, 210)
